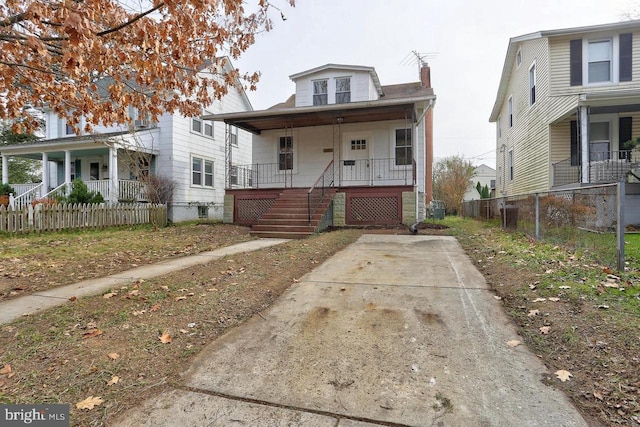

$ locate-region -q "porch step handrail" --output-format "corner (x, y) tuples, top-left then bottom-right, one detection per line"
(307, 160), (335, 223)
(11, 183), (43, 210)
(42, 182), (72, 201)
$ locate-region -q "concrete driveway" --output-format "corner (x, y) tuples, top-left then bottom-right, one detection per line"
(114, 234), (588, 426)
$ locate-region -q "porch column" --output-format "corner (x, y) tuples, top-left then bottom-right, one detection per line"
(41, 152), (49, 198)
(64, 150), (71, 184)
(580, 106), (589, 183)
(1, 154), (8, 184)
(108, 145), (118, 203)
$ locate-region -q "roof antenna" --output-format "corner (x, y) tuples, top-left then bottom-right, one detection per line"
(401, 51), (438, 78)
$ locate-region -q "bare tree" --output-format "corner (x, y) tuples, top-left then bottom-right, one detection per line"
(433, 155), (476, 215)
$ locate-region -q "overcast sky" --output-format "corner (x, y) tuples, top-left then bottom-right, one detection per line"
(234, 0), (638, 167)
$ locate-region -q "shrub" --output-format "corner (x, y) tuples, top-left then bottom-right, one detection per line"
(62, 179), (105, 204)
(0, 183), (15, 196)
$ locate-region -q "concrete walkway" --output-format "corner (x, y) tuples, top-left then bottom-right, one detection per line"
(0, 239), (289, 325)
(113, 234), (588, 427)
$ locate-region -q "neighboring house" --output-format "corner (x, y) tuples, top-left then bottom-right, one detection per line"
(206, 63), (436, 238)
(489, 19), (640, 197)
(463, 164), (496, 201)
(0, 58), (252, 222)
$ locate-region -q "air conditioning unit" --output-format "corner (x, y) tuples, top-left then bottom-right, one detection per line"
(134, 119), (149, 128)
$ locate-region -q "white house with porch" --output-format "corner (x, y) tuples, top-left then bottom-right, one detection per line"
(207, 63), (436, 238)
(1, 58), (253, 222)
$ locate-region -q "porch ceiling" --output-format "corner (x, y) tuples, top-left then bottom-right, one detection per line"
(211, 102), (421, 134)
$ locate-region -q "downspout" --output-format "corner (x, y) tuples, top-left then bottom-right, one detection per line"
(410, 98), (435, 234)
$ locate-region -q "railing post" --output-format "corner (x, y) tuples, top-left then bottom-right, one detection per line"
(617, 180), (626, 271)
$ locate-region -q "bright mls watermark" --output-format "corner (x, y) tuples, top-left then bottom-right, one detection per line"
(1, 404), (69, 426)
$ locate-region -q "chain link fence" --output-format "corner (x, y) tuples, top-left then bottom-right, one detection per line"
(462, 183), (627, 269)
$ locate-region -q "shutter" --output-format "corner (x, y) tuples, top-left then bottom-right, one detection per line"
(570, 120), (579, 166)
(619, 116), (632, 160)
(570, 39), (582, 86)
(620, 33), (632, 82)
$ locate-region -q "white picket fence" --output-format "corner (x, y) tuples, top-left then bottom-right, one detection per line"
(0, 203), (167, 234)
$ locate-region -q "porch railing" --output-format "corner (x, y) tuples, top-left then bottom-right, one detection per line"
(552, 157), (581, 187)
(11, 183), (43, 210)
(589, 150), (639, 183)
(86, 180), (110, 199)
(229, 163), (291, 189)
(340, 158), (416, 185)
(117, 180), (147, 202)
(553, 150), (640, 186)
(307, 161), (334, 223)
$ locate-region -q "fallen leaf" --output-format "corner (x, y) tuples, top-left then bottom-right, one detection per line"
(555, 370), (573, 382)
(548, 297), (560, 302)
(593, 391), (604, 400)
(103, 292), (117, 299)
(207, 288), (218, 292)
(529, 284), (537, 290)
(179, 329), (189, 334)
(82, 329), (103, 339)
(558, 286), (571, 290)
(76, 396), (104, 410)
(150, 303), (161, 312)
(159, 331), (172, 344)
(507, 340), (521, 347)
(107, 376), (119, 386)
(603, 282), (619, 289)
(68, 296), (77, 302)
(532, 298), (546, 303)
(0, 364), (11, 375)
(175, 296), (187, 301)
(527, 309), (540, 317)
(128, 289), (140, 296)
(493, 295), (502, 300)
(539, 326), (551, 335)
(602, 267), (613, 274)
(161, 285), (169, 291)
(132, 310), (146, 316)
(107, 353), (120, 360)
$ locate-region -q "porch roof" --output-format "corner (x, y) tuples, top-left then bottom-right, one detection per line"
(203, 93), (435, 135)
(0, 129), (159, 160)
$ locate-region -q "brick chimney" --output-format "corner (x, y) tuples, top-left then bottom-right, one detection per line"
(420, 63), (431, 88)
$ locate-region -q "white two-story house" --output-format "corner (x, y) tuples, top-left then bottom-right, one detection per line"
(490, 19), (640, 197)
(207, 63), (436, 238)
(0, 58), (252, 222)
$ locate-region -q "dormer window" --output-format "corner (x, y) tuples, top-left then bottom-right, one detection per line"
(313, 79), (328, 105)
(335, 77), (351, 104)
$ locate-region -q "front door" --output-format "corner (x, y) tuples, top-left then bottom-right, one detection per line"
(90, 162), (100, 180)
(341, 132), (371, 186)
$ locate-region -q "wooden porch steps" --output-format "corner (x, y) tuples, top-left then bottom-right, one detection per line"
(250, 188), (335, 239)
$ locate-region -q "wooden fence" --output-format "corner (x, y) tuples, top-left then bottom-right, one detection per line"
(0, 203), (167, 234)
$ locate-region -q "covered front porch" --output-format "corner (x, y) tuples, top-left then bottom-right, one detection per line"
(551, 92), (640, 188)
(1, 130), (158, 209)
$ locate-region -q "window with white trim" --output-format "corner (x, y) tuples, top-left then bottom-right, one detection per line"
(192, 156), (214, 187)
(335, 77), (351, 104)
(313, 79), (328, 105)
(589, 121), (611, 161)
(229, 126), (238, 146)
(192, 116), (214, 138)
(508, 96), (513, 127)
(529, 62), (536, 106)
(394, 128), (412, 166)
(508, 149), (514, 181)
(278, 136), (293, 171)
(587, 39), (612, 83)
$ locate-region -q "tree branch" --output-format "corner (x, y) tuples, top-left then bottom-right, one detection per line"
(97, 2), (165, 37)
